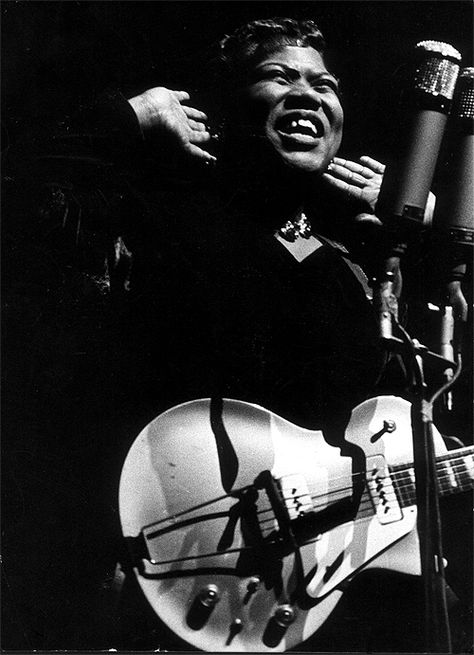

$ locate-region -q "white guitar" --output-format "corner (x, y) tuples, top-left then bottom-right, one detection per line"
(119, 395), (473, 652)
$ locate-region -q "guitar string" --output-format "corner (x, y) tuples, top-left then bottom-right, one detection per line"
(257, 494), (402, 523)
(144, 471), (463, 564)
(392, 461), (474, 483)
(143, 463), (473, 563)
(403, 463), (473, 481)
(142, 474), (384, 538)
(255, 462), (472, 525)
(272, 457), (473, 507)
(278, 473), (395, 502)
(256, 502), (381, 529)
(141, 456), (474, 546)
(381, 461), (474, 495)
(150, 502), (382, 563)
(266, 461), (471, 513)
(146, 496), (401, 564)
(281, 453), (474, 501)
(255, 483), (402, 526)
(255, 468), (470, 529)
(145, 497), (380, 564)
(390, 449), (474, 472)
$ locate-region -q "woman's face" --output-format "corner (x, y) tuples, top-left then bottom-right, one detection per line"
(236, 45), (344, 174)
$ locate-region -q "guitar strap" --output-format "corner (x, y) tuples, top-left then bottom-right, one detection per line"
(315, 234), (373, 300)
(316, 235), (397, 382)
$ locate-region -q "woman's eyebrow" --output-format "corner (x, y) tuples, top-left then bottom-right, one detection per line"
(256, 62), (338, 83)
(255, 62), (299, 77)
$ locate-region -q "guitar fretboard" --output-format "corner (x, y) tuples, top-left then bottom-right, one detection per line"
(390, 446), (474, 508)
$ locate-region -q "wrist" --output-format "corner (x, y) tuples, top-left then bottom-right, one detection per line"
(128, 93), (155, 133)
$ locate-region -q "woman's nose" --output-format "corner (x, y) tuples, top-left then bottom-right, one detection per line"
(284, 80), (322, 109)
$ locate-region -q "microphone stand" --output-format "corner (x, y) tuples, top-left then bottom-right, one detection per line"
(378, 309), (461, 653)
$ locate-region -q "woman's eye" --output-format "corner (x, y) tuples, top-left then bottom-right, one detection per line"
(265, 71), (289, 83)
(313, 80), (338, 92)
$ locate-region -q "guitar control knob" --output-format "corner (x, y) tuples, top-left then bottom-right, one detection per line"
(263, 604), (297, 647)
(187, 584), (221, 630)
(273, 604), (296, 627)
(198, 584), (220, 608)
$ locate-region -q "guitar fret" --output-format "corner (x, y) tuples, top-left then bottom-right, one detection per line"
(440, 459), (458, 492)
(450, 458), (474, 492)
(390, 447), (474, 505)
(462, 455), (474, 480)
(404, 468), (416, 506)
(392, 470), (416, 508)
(437, 451), (474, 496)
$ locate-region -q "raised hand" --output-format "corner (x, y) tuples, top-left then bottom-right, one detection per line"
(322, 155), (385, 212)
(128, 87), (215, 163)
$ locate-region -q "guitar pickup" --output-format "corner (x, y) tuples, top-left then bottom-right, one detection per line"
(366, 455), (403, 524)
(277, 473), (314, 520)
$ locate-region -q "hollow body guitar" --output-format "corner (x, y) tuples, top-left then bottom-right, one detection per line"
(119, 395), (474, 652)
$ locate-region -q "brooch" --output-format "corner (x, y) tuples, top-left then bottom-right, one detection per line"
(278, 212), (312, 242)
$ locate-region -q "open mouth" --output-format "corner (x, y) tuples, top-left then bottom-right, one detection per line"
(275, 113), (323, 145)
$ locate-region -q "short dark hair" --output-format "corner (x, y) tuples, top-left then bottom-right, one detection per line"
(216, 17), (327, 85)
(203, 17), (332, 136)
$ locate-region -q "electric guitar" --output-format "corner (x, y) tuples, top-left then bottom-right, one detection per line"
(119, 395), (473, 652)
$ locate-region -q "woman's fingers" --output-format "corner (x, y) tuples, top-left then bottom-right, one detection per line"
(171, 90), (191, 102)
(332, 157), (374, 178)
(323, 154), (385, 212)
(322, 172), (364, 198)
(187, 118), (208, 132)
(327, 161), (369, 187)
(359, 155), (386, 174)
(182, 105), (208, 122)
(185, 142), (216, 162)
(332, 156), (384, 180)
(189, 129), (211, 144)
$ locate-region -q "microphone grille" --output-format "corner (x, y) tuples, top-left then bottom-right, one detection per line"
(414, 40), (462, 100)
(416, 40), (462, 61)
(454, 67), (474, 121)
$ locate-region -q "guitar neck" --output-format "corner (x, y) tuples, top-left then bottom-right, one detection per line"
(390, 446), (474, 508)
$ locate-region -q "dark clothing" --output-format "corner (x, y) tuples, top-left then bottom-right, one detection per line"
(5, 89), (385, 428)
(2, 91), (471, 652)
(119, 194), (385, 429)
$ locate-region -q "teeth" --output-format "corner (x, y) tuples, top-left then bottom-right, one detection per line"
(298, 119), (317, 134)
(289, 118), (318, 135)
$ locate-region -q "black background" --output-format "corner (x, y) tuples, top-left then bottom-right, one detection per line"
(2, 1), (474, 159)
(2, 2), (473, 652)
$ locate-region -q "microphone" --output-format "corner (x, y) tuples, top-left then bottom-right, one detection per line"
(373, 41), (462, 341)
(433, 66), (473, 262)
(377, 41), (462, 228)
(433, 67), (473, 393)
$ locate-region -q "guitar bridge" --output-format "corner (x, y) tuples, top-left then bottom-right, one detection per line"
(367, 455), (403, 524)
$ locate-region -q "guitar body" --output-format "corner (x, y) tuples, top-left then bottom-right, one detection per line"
(119, 396), (448, 652)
